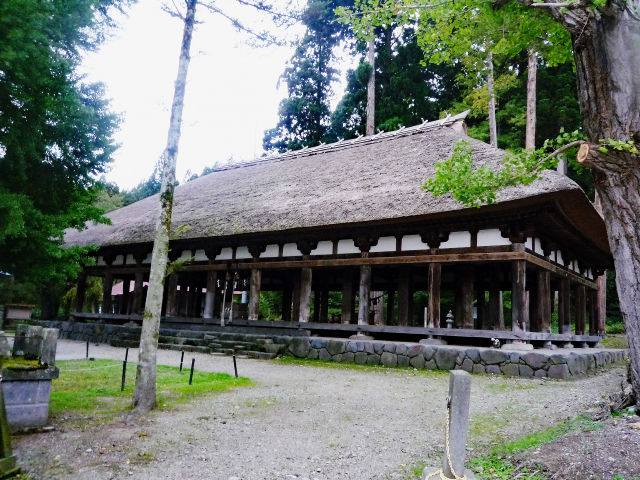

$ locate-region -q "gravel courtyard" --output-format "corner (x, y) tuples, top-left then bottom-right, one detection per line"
(15, 340), (627, 480)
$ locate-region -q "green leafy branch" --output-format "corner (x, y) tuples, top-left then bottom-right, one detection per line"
(598, 138), (639, 154)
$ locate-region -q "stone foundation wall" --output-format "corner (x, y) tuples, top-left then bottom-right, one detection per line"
(35, 321), (627, 379)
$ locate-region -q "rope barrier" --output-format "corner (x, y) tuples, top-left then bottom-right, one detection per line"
(424, 407), (468, 480)
(61, 362), (135, 373)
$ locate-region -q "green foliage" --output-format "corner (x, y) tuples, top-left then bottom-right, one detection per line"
(598, 138), (639, 154)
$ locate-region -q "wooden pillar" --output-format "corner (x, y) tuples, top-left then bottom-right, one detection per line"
(511, 260), (527, 332)
(477, 288), (488, 330)
(75, 271), (87, 313)
(132, 271), (145, 315)
(488, 289), (504, 330)
(298, 268), (312, 323)
(248, 269), (261, 321)
(386, 290), (395, 325)
(596, 274), (606, 335)
(460, 269), (474, 329)
(427, 263), (441, 328)
(341, 273), (353, 324)
(164, 273), (178, 316)
(397, 267), (410, 326)
(537, 270), (551, 333)
(529, 277), (539, 332)
(575, 285), (587, 335)
(187, 282), (199, 317)
(120, 279), (131, 314)
(358, 265), (372, 326)
(292, 272), (301, 323)
(558, 279), (571, 334)
(589, 289), (599, 335)
(203, 271), (217, 319)
(102, 272), (113, 314)
(282, 282), (292, 322)
(320, 287), (329, 323)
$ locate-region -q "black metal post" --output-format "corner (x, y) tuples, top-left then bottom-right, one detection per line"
(233, 354), (238, 378)
(188, 358), (195, 385)
(180, 351), (185, 372)
(121, 360), (127, 391)
(86, 339), (89, 359)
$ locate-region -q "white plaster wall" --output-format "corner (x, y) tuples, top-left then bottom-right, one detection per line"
(370, 236), (396, 253)
(216, 247), (233, 260)
(236, 246), (252, 259)
(97, 256), (106, 266)
(193, 249), (208, 261)
(525, 238), (533, 250)
(112, 254), (125, 265)
(401, 234), (428, 251)
(555, 250), (564, 266)
(477, 228), (511, 247)
(337, 239), (360, 254)
(311, 240), (333, 256)
(178, 250), (191, 261)
(440, 231), (471, 249)
(260, 244), (279, 258)
(125, 254), (136, 265)
(534, 238), (544, 255)
(282, 243), (302, 257)
(143, 252), (152, 264)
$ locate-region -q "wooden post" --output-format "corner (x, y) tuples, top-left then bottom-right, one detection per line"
(248, 268), (261, 321)
(358, 265), (372, 326)
(488, 289), (504, 329)
(203, 270), (217, 319)
(575, 285), (587, 335)
(529, 278), (539, 332)
(511, 260), (527, 332)
(75, 271), (87, 313)
(558, 279), (571, 334)
(102, 272), (113, 314)
(477, 288), (488, 330)
(120, 279), (131, 315)
(589, 289), (599, 335)
(133, 272), (145, 315)
(596, 274), (607, 335)
(292, 272), (301, 323)
(165, 273), (179, 317)
(537, 270), (551, 338)
(282, 283), (293, 322)
(341, 273), (353, 324)
(386, 290), (395, 325)
(460, 269), (474, 329)
(298, 268), (312, 323)
(397, 267), (410, 326)
(428, 263), (441, 328)
(187, 282), (199, 317)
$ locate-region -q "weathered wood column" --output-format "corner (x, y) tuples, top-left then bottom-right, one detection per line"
(165, 273), (179, 316)
(589, 289), (599, 336)
(460, 268), (474, 329)
(102, 272), (113, 314)
(427, 263), (441, 328)
(203, 271), (217, 319)
(511, 260), (527, 332)
(248, 268), (261, 321)
(537, 270), (552, 347)
(341, 273), (353, 324)
(75, 271), (87, 313)
(574, 285), (587, 335)
(282, 283), (293, 322)
(488, 289), (504, 330)
(596, 273), (607, 335)
(298, 267), (312, 323)
(558, 278), (571, 334)
(187, 282), (199, 317)
(386, 290), (395, 325)
(358, 265), (372, 325)
(529, 278), (539, 332)
(119, 279), (130, 314)
(477, 288), (488, 330)
(132, 272), (145, 314)
(397, 267), (410, 326)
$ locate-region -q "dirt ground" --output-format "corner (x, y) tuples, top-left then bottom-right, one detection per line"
(13, 340), (634, 480)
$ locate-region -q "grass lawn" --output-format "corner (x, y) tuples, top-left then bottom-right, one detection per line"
(50, 359), (251, 416)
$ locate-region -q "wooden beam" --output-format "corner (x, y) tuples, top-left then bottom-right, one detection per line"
(511, 260), (527, 332)
(358, 265), (372, 326)
(248, 268), (261, 321)
(298, 268), (312, 322)
(427, 263), (441, 328)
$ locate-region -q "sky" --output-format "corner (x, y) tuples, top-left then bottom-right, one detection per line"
(81, 0), (331, 190)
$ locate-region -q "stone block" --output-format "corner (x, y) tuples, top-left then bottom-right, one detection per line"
(456, 352), (465, 366)
(366, 354), (380, 365)
(318, 348), (332, 361)
(534, 369), (547, 378)
(310, 338), (328, 349)
(461, 358), (474, 373)
(39, 328), (58, 366)
(410, 355), (425, 369)
(548, 364), (569, 379)
(395, 344), (407, 355)
(12, 324), (29, 356)
(364, 342), (375, 354)
(434, 349), (457, 371)
(307, 349), (319, 360)
(519, 365), (534, 377)
(0, 333), (11, 360)
(549, 354), (566, 365)
(501, 364), (519, 377)
(288, 337), (311, 358)
(407, 345), (422, 358)
(332, 354), (342, 362)
(522, 352), (548, 370)
(485, 365), (500, 375)
(465, 349), (480, 363)
(509, 352), (521, 364)
(382, 343), (396, 353)
(397, 355), (410, 367)
(480, 349), (508, 365)
(381, 352), (397, 367)
(472, 364), (485, 374)
(3, 379), (52, 431)
(354, 352), (368, 364)
(425, 359), (437, 370)
(373, 342), (385, 355)
(326, 340), (346, 356)
(346, 341), (358, 353)
(342, 352), (354, 363)
(422, 346), (435, 361)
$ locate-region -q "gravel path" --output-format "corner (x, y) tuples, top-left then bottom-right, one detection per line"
(15, 340), (627, 480)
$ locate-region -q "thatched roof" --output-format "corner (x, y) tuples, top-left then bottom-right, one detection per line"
(65, 115), (608, 255)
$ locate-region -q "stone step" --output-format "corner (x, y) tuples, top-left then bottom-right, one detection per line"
(110, 339), (138, 349)
(246, 351), (277, 360)
(158, 343), (210, 354)
(159, 335), (207, 347)
(262, 344), (286, 355)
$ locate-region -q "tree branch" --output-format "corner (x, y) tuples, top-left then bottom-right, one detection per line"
(542, 140), (587, 162)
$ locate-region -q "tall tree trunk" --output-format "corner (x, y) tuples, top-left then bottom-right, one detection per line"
(487, 50), (498, 148)
(558, 0), (640, 406)
(132, 0), (197, 414)
(525, 48), (537, 150)
(366, 38), (375, 136)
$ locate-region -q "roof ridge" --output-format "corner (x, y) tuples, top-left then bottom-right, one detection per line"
(210, 111), (470, 173)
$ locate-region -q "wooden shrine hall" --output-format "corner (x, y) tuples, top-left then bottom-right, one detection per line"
(65, 114), (611, 348)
